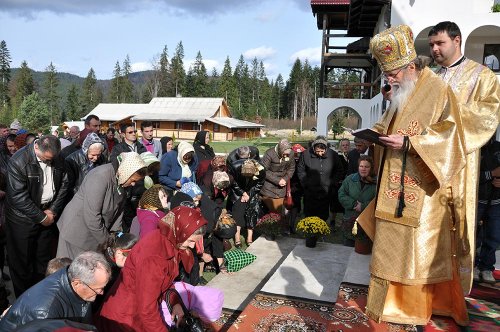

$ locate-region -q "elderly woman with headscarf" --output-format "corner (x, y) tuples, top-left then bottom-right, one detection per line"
(159, 141), (199, 194)
(193, 131), (215, 184)
(227, 146), (266, 247)
(56, 152), (147, 259)
(64, 133), (106, 203)
(129, 184), (169, 239)
(297, 135), (344, 222)
(96, 206), (207, 332)
(200, 155), (232, 208)
(260, 139), (295, 222)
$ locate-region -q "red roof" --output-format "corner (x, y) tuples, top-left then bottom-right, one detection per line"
(310, 0), (350, 5)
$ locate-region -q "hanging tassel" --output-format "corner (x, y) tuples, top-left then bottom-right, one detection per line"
(396, 136), (409, 218)
(352, 221), (358, 236)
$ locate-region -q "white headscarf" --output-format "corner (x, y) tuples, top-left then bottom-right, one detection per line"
(177, 141), (195, 179)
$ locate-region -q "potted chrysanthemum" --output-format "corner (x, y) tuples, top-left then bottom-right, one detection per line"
(296, 216), (331, 248)
(256, 212), (282, 240)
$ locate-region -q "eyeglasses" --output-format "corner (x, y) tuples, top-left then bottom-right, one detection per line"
(80, 280), (103, 296)
(126, 130), (137, 134)
(383, 66), (407, 80)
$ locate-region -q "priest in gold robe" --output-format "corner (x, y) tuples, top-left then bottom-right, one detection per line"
(428, 21), (500, 292)
(365, 25), (469, 326)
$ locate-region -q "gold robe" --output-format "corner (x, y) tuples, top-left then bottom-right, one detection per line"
(366, 67), (468, 325)
(436, 59), (500, 294)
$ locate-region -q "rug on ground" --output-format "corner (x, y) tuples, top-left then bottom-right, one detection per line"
(214, 280), (498, 331)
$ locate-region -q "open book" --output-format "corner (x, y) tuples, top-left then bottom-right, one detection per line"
(351, 128), (387, 146)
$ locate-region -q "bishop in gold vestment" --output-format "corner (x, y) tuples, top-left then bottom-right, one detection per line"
(365, 25), (470, 326)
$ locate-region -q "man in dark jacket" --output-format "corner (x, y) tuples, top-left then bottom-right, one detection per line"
(0, 251), (111, 331)
(297, 136), (344, 221)
(110, 123), (147, 170)
(474, 137), (500, 284)
(5, 135), (69, 297)
(346, 137), (369, 175)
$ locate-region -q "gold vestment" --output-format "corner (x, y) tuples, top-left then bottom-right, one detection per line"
(366, 67), (469, 325)
(437, 59), (500, 294)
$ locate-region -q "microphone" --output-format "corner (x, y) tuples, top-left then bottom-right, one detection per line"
(383, 84), (391, 92)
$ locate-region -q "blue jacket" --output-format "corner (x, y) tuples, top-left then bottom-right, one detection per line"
(159, 150), (198, 190)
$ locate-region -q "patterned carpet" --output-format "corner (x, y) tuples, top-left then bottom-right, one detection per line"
(206, 278), (499, 332)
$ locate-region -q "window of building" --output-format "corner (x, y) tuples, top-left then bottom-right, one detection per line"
(213, 123), (220, 132)
(175, 122), (181, 129)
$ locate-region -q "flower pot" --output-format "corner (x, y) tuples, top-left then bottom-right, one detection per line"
(354, 239), (372, 255)
(305, 235), (318, 248)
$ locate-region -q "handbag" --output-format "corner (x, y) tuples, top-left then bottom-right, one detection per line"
(214, 209), (237, 239)
(283, 180), (293, 210)
(164, 287), (204, 332)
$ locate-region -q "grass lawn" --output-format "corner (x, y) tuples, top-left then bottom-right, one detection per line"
(211, 138), (311, 154)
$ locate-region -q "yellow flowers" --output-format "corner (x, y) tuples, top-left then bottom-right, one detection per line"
(296, 216), (331, 236)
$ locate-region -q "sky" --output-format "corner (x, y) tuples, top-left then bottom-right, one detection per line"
(0, 0), (353, 81)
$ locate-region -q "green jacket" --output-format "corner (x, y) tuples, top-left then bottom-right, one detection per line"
(338, 173), (377, 220)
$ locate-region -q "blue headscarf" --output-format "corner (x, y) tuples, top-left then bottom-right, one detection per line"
(180, 182), (203, 198)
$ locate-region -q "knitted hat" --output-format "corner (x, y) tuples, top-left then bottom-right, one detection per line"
(81, 132), (104, 155)
(292, 143), (305, 153)
(116, 152), (146, 185)
(369, 24), (417, 72)
(211, 155), (226, 169)
(139, 184), (166, 210)
(10, 119), (21, 130)
(140, 151), (160, 166)
(180, 182), (203, 199)
(277, 139), (292, 156)
(212, 171), (230, 189)
(312, 136), (328, 148)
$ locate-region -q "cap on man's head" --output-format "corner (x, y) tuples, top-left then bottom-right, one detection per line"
(370, 24), (417, 72)
(10, 119), (21, 130)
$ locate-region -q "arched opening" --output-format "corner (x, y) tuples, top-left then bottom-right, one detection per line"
(326, 106), (362, 140)
(465, 25), (500, 71)
(414, 26), (434, 59)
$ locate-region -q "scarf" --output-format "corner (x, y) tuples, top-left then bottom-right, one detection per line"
(159, 206), (207, 273)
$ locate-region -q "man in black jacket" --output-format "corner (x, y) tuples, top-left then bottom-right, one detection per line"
(346, 137), (369, 175)
(109, 123), (147, 170)
(474, 137), (500, 284)
(5, 135), (69, 297)
(0, 251), (111, 331)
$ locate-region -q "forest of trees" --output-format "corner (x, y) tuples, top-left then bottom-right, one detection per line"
(0, 39), (358, 132)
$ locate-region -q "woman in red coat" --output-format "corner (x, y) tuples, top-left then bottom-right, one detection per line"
(95, 206), (207, 332)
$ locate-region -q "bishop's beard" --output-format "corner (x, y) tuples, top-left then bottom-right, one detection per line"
(389, 75), (417, 112)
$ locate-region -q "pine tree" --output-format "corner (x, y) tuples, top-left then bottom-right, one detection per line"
(272, 74), (285, 119)
(208, 67), (219, 98)
(12, 61), (35, 116)
(190, 51), (208, 97)
(233, 55), (246, 118)
(81, 68), (98, 116)
(65, 84), (80, 121)
(109, 61), (121, 103)
(168, 41), (186, 96)
(158, 45), (169, 97)
(0, 40), (11, 112)
(121, 55), (134, 103)
(218, 57), (238, 110)
(43, 62), (59, 125)
(18, 92), (50, 133)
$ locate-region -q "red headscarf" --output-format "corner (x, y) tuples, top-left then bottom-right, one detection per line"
(159, 206), (207, 273)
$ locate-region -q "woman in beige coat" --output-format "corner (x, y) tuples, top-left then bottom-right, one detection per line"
(56, 152), (147, 259)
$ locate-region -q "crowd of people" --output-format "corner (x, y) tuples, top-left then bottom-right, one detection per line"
(0, 20), (497, 331)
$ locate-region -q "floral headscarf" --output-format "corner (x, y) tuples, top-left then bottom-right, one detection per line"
(159, 206), (207, 273)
